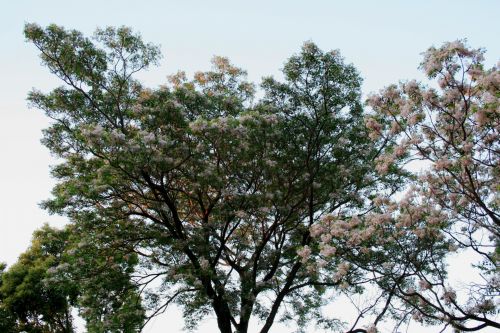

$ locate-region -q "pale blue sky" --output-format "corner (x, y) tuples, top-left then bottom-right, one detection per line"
(0, 1), (498, 332)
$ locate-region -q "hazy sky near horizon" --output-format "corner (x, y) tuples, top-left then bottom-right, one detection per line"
(1, 1), (499, 332)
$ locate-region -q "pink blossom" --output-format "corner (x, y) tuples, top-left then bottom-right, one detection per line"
(483, 91), (496, 104)
(468, 68), (483, 80)
(310, 224), (324, 238)
(400, 103), (412, 117)
(349, 215), (361, 228)
(412, 311), (424, 322)
(385, 86), (400, 100)
(390, 121), (402, 134)
(475, 110), (488, 126)
(478, 70), (500, 88)
(422, 57), (442, 75)
(335, 262), (350, 280)
(403, 80), (419, 94)
(320, 244), (336, 258)
(365, 117), (382, 133)
(422, 89), (437, 103)
(418, 279), (431, 290)
(320, 233), (332, 243)
(367, 94), (382, 107)
(394, 144), (407, 157)
(373, 196), (388, 207)
(375, 154), (395, 173)
(297, 245), (312, 263)
(460, 157), (472, 168)
(235, 210), (246, 218)
(462, 142), (473, 153)
(441, 289), (457, 305)
(434, 158), (452, 171)
(317, 258), (327, 268)
(409, 111), (425, 125)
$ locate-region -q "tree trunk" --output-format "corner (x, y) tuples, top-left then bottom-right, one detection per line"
(213, 296), (233, 333)
(237, 301), (253, 333)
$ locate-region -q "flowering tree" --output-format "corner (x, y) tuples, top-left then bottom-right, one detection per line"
(24, 23), (413, 333)
(364, 40), (499, 331)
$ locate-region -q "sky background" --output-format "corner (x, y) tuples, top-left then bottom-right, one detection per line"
(1, 1), (499, 332)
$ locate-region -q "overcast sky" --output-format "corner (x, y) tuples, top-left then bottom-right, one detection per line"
(1, 1), (499, 332)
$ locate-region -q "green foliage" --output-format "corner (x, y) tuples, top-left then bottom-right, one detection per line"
(1, 223), (145, 333)
(23, 23), (415, 333)
(63, 221), (145, 333)
(0, 263), (17, 333)
(0, 225), (76, 333)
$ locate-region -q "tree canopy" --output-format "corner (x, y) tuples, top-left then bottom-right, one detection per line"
(11, 23), (498, 333)
(365, 40), (499, 331)
(0, 224), (144, 333)
(0, 225), (77, 333)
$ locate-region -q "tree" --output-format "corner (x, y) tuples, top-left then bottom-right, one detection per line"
(364, 40), (499, 331)
(0, 225), (77, 333)
(24, 23), (410, 333)
(0, 263), (18, 333)
(0, 224), (145, 333)
(62, 222), (146, 332)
